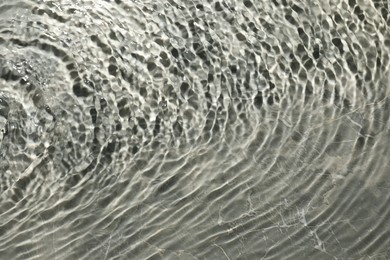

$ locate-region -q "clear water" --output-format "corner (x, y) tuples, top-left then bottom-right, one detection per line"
(1, 0), (390, 259)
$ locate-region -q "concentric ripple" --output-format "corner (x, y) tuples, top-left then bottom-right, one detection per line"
(1, 0), (390, 259)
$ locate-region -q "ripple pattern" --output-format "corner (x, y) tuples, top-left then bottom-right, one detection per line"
(1, 0), (390, 259)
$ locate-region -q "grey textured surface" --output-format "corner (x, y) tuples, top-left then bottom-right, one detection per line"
(1, 0), (390, 259)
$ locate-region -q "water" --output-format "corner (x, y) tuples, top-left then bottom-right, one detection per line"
(1, 0), (390, 259)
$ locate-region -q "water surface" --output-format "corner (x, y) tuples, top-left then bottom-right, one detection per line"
(1, 0), (390, 259)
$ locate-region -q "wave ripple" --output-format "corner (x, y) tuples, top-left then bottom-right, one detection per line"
(1, 0), (390, 259)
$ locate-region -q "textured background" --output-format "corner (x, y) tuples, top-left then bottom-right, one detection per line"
(0, 0), (390, 259)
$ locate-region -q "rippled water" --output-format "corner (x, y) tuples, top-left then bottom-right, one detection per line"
(1, 0), (390, 259)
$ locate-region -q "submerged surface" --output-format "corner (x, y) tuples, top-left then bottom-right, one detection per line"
(1, 0), (390, 259)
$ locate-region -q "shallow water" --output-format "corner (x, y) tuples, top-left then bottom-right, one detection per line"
(1, 0), (390, 259)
